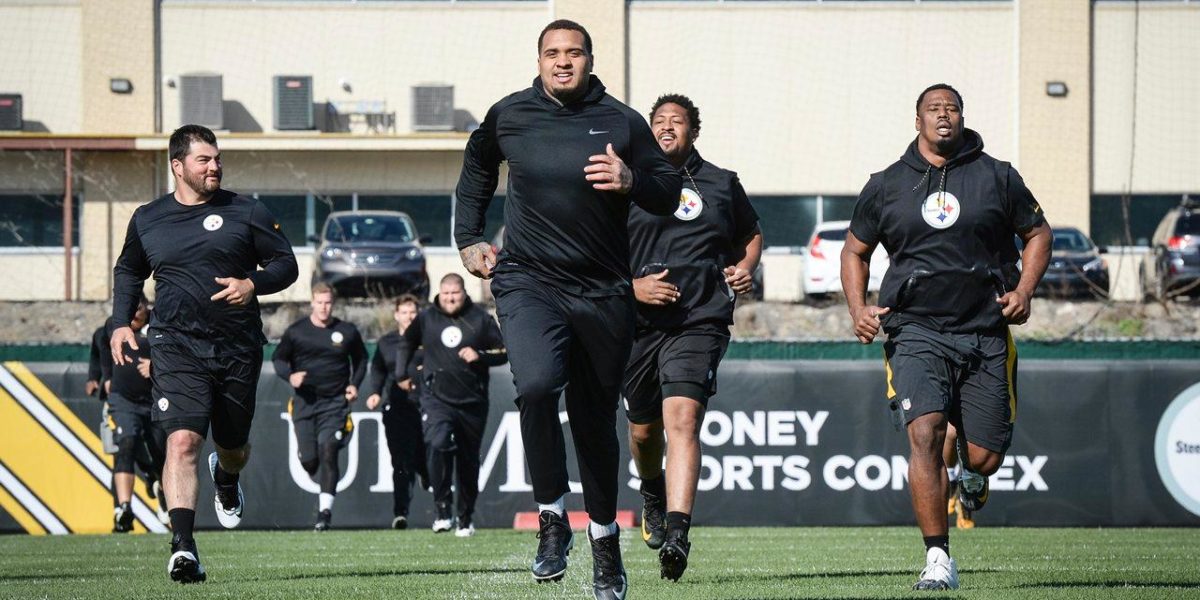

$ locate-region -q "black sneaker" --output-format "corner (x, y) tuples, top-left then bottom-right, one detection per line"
(658, 529), (691, 582)
(589, 528), (628, 600)
(314, 509), (332, 532)
(640, 494), (666, 550)
(417, 470), (433, 494)
(167, 536), (207, 584)
(531, 510), (573, 582)
(958, 469), (990, 512)
(113, 502), (134, 533)
(391, 515), (408, 530)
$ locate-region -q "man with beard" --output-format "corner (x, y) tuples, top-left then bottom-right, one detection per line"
(394, 274), (504, 537)
(841, 84), (1051, 591)
(454, 19), (679, 600)
(363, 294), (430, 530)
(112, 124), (297, 583)
(273, 283), (368, 531)
(624, 94), (761, 582)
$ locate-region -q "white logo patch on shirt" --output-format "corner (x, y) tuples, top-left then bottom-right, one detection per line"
(157, 397), (170, 411)
(675, 188), (703, 221)
(921, 191), (960, 230)
(331, 331), (344, 345)
(203, 214), (224, 231)
(441, 325), (463, 348)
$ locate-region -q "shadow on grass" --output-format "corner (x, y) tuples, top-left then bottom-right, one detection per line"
(705, 567), (1001, 585)
(262, 566), (527, 581)
(1015, 580), (1200, 590)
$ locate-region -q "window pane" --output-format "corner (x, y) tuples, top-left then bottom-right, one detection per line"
(358, 195), (452, 245)
(0, 194), (80, 248)
(750, 195), (817, 250)
(257, 195), (308, 247)
(1090, 194), (1184, 247)
(821, 195), (857, 223)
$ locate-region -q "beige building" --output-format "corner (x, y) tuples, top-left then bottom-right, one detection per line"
(0, 0), (1196, 302)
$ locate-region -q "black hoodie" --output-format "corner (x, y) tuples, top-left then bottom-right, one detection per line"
(849, 129), (1045, 333)
(454, 76), (681, 297)
(397, 296), (506, 407)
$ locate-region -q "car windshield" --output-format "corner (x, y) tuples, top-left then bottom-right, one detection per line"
(1052, 230), (1094, 252)
(1177, 212), (1200, 236)
(816, 228), (848, 242)
(324, 215), (413, 243)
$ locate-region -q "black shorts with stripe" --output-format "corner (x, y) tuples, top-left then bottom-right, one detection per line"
(883, 324), (1017, 454)
(623, 324), (730, 425)
(289, 395), (354, 464)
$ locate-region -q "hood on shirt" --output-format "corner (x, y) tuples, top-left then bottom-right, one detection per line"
(900, 128), (985, 172)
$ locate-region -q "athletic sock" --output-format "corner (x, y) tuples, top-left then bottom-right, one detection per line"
(319, 492), (335, 512)
(169, 508), (196, 542)
(538, 494), (565, 517)
(639, 474), (666, 500)
(666, 511), (691, 539)
(923, 535), (950, 557)
(946, 464), (961, 484)
(589, 520), (618, 540)
(213, 462), (239, 486)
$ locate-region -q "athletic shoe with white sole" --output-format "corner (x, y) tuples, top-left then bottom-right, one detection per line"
(208, 452), (243, 529)
(167, 536), (207, 584)
(912, 547), (959, 591)
(431, 502), (454, 533)
(113, 503), (134, 533)
(455, 520), (476, 538)
(314, 509), (332, 532)
(391, 515), (408, 530)
(531, 510), (573, 582)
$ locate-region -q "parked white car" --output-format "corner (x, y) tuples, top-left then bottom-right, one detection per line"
(803, 220), (890, 298)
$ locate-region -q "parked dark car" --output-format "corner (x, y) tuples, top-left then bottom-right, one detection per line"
(310, 211), (430, 298)
(1037, 227), (1110, 298)
(1140, 198), (1200, 301)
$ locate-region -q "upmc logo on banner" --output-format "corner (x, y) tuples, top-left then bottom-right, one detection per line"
(10, 359), (1200, 533)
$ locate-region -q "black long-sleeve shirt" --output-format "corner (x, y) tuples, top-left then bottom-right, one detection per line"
(455, 75), (681, 296)
(102, 327), (152, 403)
(396, 297), (505, 406)
(360, 330), (423, 407)
(273, 317), (368, 400)
(112, 190), (298, 357)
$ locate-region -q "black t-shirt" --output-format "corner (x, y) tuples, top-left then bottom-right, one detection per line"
(273, 317), (368, 400)
(103, 328), (152, 403)
(454, 76), (681, 296)
(628, 149), (759, 329)
(112, 190), (298, 357)
(849, 129), (1045, 333)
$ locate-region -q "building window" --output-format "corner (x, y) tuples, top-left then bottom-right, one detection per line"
(1090, 194), (1195, 247)
(0, 194), (80, 248)
(751, 195), (855, 250)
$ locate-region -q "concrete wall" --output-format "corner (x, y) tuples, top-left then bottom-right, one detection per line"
(1093, 3), (1200, 194)
(159, 1), (551, 134)
(0, 0), (82, 133)
(628, 2), (1017, 196)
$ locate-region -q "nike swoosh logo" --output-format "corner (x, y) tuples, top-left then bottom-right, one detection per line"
(589, 129), (609, 135)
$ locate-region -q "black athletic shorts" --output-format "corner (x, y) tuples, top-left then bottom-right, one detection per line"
(289, 395), (354, 464)
(623, 324), (730, 425)
(107, 392), (152, 445)
(150, 344), (262, 449)
(883, 323), (1018, 454)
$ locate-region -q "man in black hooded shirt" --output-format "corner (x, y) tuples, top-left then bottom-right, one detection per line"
(395, 274), (505, 537)
(453, 19), (679, 600)
(842, 84), (1051, 591)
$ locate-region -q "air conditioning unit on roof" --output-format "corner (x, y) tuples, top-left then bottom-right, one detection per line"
(412, 84), (453, 132)
(179, 73), (224, 129)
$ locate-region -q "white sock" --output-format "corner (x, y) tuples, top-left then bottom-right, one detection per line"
(319, 493), (335, 512)
(538, 495), (565, 517)
(589, 520), (618, 539)
(946, 464), (961, 483)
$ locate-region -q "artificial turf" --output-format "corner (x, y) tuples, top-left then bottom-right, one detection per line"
(1, 527), (1198, 599)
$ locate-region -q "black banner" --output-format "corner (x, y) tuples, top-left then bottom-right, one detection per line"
(24, 359), (1200, 529)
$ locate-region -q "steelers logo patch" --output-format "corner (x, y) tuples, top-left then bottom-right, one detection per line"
(674, 188), (703, 221)
(441, 325), (463, 348)
(921, 191), (961, 230)
(203, 214), (224, 231)
(331, 331), (344, 345)
(158, 397), (170, 412)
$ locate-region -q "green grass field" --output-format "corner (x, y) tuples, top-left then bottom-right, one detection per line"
(2, 527), (1199, 599)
